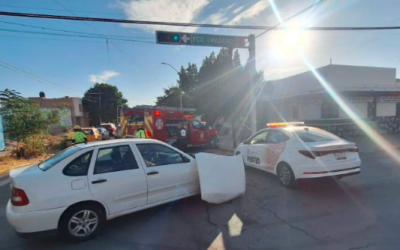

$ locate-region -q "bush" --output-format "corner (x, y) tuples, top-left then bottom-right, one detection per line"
(24, 135), (47, 157)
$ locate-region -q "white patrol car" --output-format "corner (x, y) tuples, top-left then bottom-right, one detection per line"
(234, 122), (361, 187)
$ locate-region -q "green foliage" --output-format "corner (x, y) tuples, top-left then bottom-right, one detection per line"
(0, 89), (62, 150)
(82, 83), (128, 125)
(156, 49), (265, 124)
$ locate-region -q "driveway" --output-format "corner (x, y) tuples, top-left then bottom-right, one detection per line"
(0, 150), (398, 249)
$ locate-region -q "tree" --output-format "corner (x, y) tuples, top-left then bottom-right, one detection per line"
(1, 89), (62, 156)
(82, 83), (128, 125)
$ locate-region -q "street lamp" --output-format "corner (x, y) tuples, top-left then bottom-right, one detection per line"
(161, 62), (183, 108)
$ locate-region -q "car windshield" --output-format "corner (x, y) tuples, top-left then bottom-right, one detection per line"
(292, 127), (340, 142)
(101, 125), (112, 129)
(38, 146), (82, 171)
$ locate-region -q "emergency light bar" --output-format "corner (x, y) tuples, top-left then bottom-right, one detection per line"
(267, 122), (304, 128)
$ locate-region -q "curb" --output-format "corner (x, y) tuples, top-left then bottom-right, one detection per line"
(219, 147), (235, 153)
(378, 145), (400, 151)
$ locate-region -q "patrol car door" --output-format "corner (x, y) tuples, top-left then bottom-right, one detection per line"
(190, 120), (208, 146)
(264, 130), (289, 172)
(243, 130), (269, 169)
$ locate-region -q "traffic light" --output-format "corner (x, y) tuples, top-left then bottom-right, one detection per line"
(156, 31), (181, 44)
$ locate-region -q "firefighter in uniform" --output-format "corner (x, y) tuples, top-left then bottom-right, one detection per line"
(177, 121), (188, 151)
(72, 126), (87, 144)
(135, 129), (146, 138)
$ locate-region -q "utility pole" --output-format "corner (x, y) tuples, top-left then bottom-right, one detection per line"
(161, 62), (183, 108)
(248, 34), (257, 134)
(98, 88), (102, 125)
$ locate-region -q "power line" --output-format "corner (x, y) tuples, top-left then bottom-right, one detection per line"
(0, 28), (155, 44)
(256, 0), (328, 38)
(0, 59), (80, 94)
(0, 20), (154, 40)
(3, 11), (400, 31)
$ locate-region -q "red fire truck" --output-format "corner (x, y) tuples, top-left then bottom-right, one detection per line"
(120, 106), (219, 150)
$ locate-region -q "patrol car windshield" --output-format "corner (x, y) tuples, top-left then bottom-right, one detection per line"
(292, 127), (340, 142)
(38, 146), (82, 171)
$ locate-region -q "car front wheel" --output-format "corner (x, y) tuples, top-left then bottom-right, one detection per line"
(277, 163), (296, 188)
(58, 204), (105, 242)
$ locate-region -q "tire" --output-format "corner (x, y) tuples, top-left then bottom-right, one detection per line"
(58, 203), (105, 242)
(277, 163), (296, 188)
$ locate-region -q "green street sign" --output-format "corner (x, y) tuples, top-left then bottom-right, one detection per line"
(156, 31), (248, 48)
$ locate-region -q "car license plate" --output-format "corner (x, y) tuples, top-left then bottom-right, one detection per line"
(335, 152), (346, 160)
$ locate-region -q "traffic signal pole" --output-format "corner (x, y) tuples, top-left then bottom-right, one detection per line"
(248, 34), (257, 134)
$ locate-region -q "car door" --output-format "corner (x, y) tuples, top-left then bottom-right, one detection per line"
(242, 130), (269, 169)
(264, 130), (289, 171)
(135, 143), (199, 204)
(88, 143), (148, 215)
(190, 120), (208, 145)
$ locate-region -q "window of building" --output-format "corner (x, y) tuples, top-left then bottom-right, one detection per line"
(293, 106), (299, 120)
(63, 151), (93, 176)
(376, 103), (396, 117)
(94, 146), (139, 174)
(321, 100), (339, 118)
(79, 104), (82, 112)
(136, 144), (187, 167)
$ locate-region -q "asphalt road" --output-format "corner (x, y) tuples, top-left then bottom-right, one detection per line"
(0, 150), (399, 250)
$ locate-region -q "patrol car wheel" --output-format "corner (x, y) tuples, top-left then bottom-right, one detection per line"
(277, 163), (296, 188)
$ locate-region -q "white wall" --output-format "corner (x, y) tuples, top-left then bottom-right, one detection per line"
(299, 104), (321, 120)
(327, 65), (396, 89)
(377, 103), (396, 117)
(261, 64), (396, 101)
(339, 102), (368, 119)
(72, 98), (83, 117)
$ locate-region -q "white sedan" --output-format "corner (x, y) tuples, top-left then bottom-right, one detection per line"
(7, 139), (199, 241)
(234, 123), (361, 188)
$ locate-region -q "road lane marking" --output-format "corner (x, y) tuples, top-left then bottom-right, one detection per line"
(0, 178), (11, 187)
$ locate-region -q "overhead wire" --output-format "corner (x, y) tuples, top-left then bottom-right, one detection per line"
(3, 11), (400, 31)
(255, 0), (328, 38)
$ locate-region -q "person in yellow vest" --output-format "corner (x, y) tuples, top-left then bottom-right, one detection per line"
(135, 129), (146, 138)
(72, 126), (87, 144)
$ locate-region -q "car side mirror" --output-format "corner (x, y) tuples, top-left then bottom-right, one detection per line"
(182, 155), (191, 162)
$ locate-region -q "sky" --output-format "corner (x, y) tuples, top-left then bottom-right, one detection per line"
(1, 0), (400, 107)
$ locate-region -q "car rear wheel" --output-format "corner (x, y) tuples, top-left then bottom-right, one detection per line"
(58, 204), (105, 242)
(277, 163), (296, 188)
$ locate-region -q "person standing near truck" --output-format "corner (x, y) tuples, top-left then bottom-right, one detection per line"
(135, 129), (146, 138)
(72, 126), (87, 144)
(177, 121), (188, 151)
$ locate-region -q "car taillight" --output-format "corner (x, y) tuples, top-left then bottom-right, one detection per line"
(298, 150), (315, 159)
(11, 187), (29, 206)
(349, 147), (359, 153)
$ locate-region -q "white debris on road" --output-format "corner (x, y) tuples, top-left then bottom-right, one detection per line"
(196, 153), (245, 204)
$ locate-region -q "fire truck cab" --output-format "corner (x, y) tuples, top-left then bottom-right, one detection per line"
(121, 106), (219, 151)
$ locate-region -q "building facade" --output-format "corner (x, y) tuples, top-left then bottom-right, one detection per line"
(258, 64), (400, 137)
(29, 95), (89, 127)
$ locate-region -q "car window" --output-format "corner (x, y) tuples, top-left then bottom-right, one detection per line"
(266, 131), (288, 144)
(250, 131), (268, 144)
(63, 151), (93, 176)
(293, 128), (340, 142)
(192, 120), (203, 129)
(136, 144), (185, 167)
(38, 146), (82, 171)
(94, 145), (139, 174)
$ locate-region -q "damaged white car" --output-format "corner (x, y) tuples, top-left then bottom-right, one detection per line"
(6, 139), (244, 242)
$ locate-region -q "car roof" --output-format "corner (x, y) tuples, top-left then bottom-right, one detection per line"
(75, 139), (161, 148)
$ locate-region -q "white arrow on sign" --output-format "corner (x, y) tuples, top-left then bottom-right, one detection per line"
(181, 34), (191, 44)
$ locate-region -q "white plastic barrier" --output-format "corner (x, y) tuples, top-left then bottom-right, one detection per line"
(196, 153), (245, 204)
